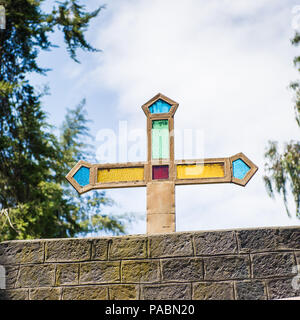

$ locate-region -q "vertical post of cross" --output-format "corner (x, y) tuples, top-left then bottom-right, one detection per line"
(142, 93), (179, 234)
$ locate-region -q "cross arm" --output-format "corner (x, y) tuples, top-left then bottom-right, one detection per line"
(66, 160), (148, 194)
(66, 153), (258, 194)
(174, 152), (258, 187)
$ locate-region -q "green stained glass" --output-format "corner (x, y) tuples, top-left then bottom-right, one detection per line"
(152, 120), (169, 159)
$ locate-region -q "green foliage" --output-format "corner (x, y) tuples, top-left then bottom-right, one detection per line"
(0, 1), (129, 240)
(263, 32), (300, 218)
(264, 141), (300, 218)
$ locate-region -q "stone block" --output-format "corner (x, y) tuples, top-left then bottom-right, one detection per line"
(122, 260), (160, 283)
(109, 236), (147, 260)
(277, 228), (300, 250)
(91, 238), (109, 261)
(236, 228), (277, 253)
(30, 287), (61, 300)
(0, 240), (44, 265)
(235, 280), (267, 300)
(147, 214), (175, 234)
(109, 285), (139, 300)
(204, 255), (250, 280)
(55, 263), (79, 286)
(5, 265), (19, 289)
(267, 277), (300, 300)
(192, 282), (234, 300)
(16, 264), (56, 288)
(149, 233), (193, 258)
(62, 285), (108, 300)
(252, 252), (296, 279)
(45, 239), (91, 262)
(194, 231), (237, 256)
(1, 226), (300, 301)
(0, 289), (29, 300)
(142, 283), (191, 300)
(80, 261), (120, 284)
(147, 182), (175, 214)
(161, 258), (203, 282)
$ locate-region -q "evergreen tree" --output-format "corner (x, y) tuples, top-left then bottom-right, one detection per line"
(0, 1), (128, 240)
(263, 32), (300, 218)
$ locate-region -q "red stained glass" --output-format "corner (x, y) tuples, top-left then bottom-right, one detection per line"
(152, 165), (169, 180)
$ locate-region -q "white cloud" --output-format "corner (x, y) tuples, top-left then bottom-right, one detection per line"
(85, 0), (300, 233)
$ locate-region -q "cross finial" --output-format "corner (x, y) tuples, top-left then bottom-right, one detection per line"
(66, 93), (258, 234)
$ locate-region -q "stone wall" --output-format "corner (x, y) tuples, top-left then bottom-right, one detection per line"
(0, 226), (299, 300)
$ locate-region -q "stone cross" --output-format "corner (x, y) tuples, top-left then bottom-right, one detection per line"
(66, 93), (258, 234)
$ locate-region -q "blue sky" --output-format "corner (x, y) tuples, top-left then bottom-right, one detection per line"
(31, 0), (300, 235)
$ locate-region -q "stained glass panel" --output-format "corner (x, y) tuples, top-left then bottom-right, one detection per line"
(73, 166), (90, 186)
(97, 167), (144, 183)
(149, 99), (172, 114)
(177, 163), (224, 179)
(152, 165), (169, 180)
(232, 159), (250, 180)
(152, 120), (169, 159)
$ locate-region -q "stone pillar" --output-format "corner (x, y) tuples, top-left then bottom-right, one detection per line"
(146, 181), (175, 234)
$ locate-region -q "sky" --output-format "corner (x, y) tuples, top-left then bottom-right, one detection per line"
(32, 0), (300, 235)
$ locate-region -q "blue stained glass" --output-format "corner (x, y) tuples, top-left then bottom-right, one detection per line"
(149, 99), (172, 114)
(232, 159), (250, 180)
(73, 166), (90, 186)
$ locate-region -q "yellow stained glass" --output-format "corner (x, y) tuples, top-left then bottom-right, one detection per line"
(177, 163), (224, 179)
(97, 167), (144, 183)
